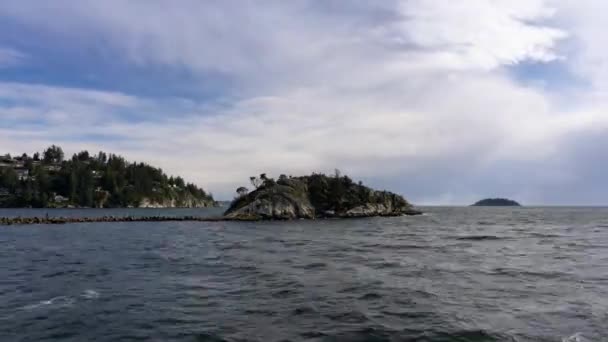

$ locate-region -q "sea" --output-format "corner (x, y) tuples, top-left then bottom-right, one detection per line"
(0, 206), (606, 341)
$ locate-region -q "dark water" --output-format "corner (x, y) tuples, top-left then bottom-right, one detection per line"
(1, 207), (607, 341)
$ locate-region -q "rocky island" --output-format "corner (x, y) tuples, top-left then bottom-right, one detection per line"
(224, 171), (422, 220)
(0, 145), (215, 208)
(472, 198), (521, 207)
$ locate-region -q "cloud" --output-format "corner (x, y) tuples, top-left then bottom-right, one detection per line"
(0, 1), (567, 85)
(0, 47), (25, 67)
(385, 0), (567, 70)
(0, 1), (607, 204)
(552, 1), (608, 93)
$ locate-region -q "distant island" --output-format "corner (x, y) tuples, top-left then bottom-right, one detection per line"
(472, 198), (521, 207)
(0, 145), (215, 208)
(224, 171), (421, 220)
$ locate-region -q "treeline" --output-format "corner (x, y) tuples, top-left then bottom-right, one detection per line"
(0, 145), (214, 208)
(303, 171), (409, 213)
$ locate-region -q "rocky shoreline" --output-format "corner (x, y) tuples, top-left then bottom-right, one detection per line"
(0, 216), (224, 225)
(0, 212), (422, 226)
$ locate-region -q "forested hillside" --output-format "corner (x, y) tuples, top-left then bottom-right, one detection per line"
(0, 145), (214, 208)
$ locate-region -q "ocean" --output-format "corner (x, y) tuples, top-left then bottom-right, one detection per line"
(0, 207), (606, 341)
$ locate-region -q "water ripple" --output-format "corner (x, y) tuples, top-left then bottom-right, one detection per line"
(1, 207), (607, 340)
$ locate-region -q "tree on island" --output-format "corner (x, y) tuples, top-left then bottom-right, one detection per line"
(236, 186), (249, 197)
(249, 175), (264, 189)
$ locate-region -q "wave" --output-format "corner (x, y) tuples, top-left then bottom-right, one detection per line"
(80, 289), (100, 299)
(22, 290), (99, 311)
(316, 327), (507, 342)
(291, 305), (318, 316)
(325, 310), (370, 324)
(359, 292), (383, 300)
(489, 268), (570, 280)
(192, 333), (229, 342)
(455, 235), (507, 241)
(476, 221), (496, 225)
(562, 333), (592, 342)
(22, 296), (75, 310)
(358, 242), (430, 250)
(528, 232), (565, 238)
(296, 262), (327, 270)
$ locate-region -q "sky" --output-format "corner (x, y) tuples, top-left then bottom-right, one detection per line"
(0, 0), (607, 204)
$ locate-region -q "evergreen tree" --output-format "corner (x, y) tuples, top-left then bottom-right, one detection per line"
(43, 145), (64, 164)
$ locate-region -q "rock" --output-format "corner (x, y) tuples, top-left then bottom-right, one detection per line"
(224, 184), (315, 220)
(344, 204), (384, 217)
(224, 174), (421, 220)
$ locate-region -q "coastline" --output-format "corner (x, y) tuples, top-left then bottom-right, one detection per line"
(0, 210), (422, 226)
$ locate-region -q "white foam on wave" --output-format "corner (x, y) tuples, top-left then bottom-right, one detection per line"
(563, 333), (591, 342)
(22, 289), (100, 311)
(80, 289), (100, 299)
(23, 296), (75, 310)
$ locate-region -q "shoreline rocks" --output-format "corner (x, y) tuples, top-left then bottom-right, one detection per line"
(0, 215), (229, 226)
(0, 211), (423, 226)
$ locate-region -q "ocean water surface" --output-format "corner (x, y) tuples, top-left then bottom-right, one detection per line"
(1, 207), (607, 341)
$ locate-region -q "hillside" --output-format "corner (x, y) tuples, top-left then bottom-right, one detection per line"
(224, 171), (421, 220)
(0, 145), (215, 208)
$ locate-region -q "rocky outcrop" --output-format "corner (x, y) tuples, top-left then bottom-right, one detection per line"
(223, 196), (315, 220)
(224, 174), (421, 220)
(224, 180), (315, 220)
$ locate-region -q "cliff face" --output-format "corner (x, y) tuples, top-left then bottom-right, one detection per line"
(224, 180), (315, 220)
(224, 174), (421, 220)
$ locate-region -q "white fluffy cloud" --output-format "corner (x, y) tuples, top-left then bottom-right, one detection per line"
(1, 1), (607, 203)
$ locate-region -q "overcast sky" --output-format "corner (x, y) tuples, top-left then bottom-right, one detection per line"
(0, 1), (607, 204)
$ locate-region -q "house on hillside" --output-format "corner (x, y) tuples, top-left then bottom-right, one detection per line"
(0, 155), (25, 168)
(0, 157), (16, 168)
(15, 168), (29, 180)
(54, 194), (69, 203)
(44, 164), (61, 172)
(0, 187), (10, 197)
(13, 156), (26, 166)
